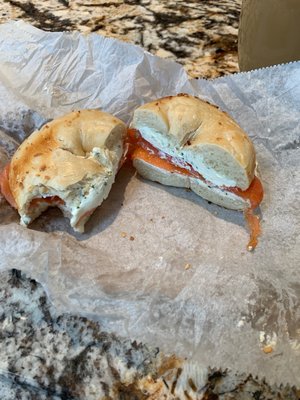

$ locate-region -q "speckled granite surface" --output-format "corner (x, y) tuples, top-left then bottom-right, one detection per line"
(0, 270), (299, 399)
(0, 0), (241, 78)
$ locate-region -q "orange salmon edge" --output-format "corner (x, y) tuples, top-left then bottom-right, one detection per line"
(245, 208), (262, 252)
(0, 163), (17, 209)
(132, 145), (263, 209)
(132, 147), (198, 178)
(29, 196), (65, 209)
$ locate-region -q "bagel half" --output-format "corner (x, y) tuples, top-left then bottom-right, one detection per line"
(0, 110), (126, 232)
(130, 94), (264, 250)
(130, 94), (263, 211)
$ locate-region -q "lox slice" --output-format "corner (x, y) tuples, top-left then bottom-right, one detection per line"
(129, 129), (263, 210)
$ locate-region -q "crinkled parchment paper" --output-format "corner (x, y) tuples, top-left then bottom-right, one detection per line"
(0, 21), (299, 385)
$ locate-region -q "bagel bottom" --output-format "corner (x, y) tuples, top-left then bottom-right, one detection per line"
(133, 158), (249, 211)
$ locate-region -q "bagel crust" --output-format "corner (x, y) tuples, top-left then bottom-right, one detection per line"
(9, 109), (126, 232)
(131, 94), (256, 190)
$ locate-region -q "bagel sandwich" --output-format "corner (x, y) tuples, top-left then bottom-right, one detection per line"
(0, 110), (126, 232)
(129, 94), (264, 250)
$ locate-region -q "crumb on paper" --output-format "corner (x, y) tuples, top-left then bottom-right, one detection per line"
(150, 218), (153, 222)
(259, 331), (265, 343)
(161, 216), (165, 219)
(237, 317), (246, 328)
(263, 345), (273, 354)
(259, 331), (277, 354)
(130, 236), (135, 241)
(184, 263), (191, 270)
(121, 232), (127, 238)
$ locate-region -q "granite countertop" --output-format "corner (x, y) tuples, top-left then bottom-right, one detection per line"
(0, 0), (241, 79)
(0, 270), (299, 399)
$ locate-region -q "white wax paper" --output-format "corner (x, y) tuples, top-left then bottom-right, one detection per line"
(0, 21), (299, 385)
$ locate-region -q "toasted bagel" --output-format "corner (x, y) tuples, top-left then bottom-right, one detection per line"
(6, 109), (126, 232)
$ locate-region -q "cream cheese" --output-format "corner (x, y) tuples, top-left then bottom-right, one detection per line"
(137, 126), (237, 188)
(20, 145), (120, 232)
(69, 147), (119, 231)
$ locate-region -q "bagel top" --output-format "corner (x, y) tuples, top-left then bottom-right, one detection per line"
(9, 109), (126, 211)
(131, 94), (256, 190)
